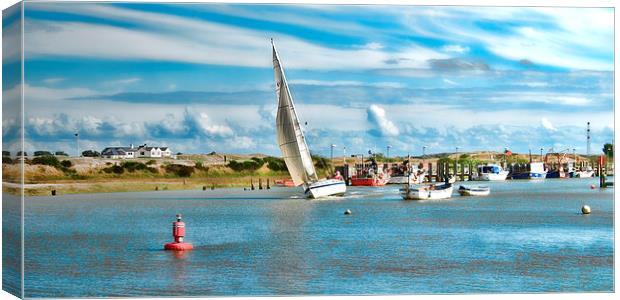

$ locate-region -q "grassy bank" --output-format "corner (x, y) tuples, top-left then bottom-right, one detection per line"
(1, 154), (307, 196)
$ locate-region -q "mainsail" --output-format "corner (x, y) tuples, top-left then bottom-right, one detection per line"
(272, 40), (318, 186)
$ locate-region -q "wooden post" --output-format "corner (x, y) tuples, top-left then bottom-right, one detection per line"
(599, 156), (606, 188)
(259, 178), (263, 190)
(453, 159), (458, 181)
(428, 162), (433, 182)
(251, 178), (255, 190)
(444, 162), (450, 182)
(460, 163), (465, 181)
(266, 178), (271, 189)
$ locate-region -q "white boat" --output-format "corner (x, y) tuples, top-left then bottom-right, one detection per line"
(272, 40), (346, 199)
(458, 185), (491, 196)
(388, 171), (427, 184)
(575, 167), (595, 178)
(474, 165), (509, 181)
(400, 183), (453, 200)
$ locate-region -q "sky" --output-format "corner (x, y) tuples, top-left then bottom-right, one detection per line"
(2, 2), (614, 157)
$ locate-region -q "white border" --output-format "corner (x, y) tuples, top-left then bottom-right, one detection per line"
(0, 1), (617, 300)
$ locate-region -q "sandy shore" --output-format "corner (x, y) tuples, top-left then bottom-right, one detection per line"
(3, 176), (287, 196)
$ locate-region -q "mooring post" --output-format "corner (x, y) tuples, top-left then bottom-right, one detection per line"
(251, 178), (255, 190)
(266, 178), (271, 189)
(460, 163), (465, 181)
(259, 178), (263, 190)
(453, 159), (458, 181)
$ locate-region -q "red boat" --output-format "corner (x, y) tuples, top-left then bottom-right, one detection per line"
(274, 178), (296, 187)
(350, 175), (388, 186)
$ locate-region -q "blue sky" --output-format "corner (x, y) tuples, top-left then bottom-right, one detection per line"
(2, 3), (614, 157)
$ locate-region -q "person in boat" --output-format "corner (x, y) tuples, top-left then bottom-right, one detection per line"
(333, 171), (343, 181)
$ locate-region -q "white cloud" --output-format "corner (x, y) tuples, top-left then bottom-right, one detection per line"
(360, 42), (384, 50)
(288, 79), (403, 88)
(25, 4), (448, 70)
(193, 112), (234, 137)
(441, 44), (469, 54)
(398, 6), (613, 71)
(541, 117), (556, 131)
(42, 77), (66, 84)
(229, 136), (256, 149)
(367, 104), (399, 137)
(105, 77), (141, 85)
(442, 78), (458, 85)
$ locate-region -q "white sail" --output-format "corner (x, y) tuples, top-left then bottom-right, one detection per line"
(272, 40), (318, 186)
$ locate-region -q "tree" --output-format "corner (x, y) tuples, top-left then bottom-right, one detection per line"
(60, 160), (73, 168)
(55, 151), (68, 156)
(34, 151), (52, 156)
(31, 155), (61, 168)
(17, 151), (27, 157)
(603, 143), (613, 158)
(82, 150), (100, 157)
(2, 151), (10, 157)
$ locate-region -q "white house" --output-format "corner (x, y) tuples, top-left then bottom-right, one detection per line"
(136, 144), (173, 158)
(101, 146), (137, 159)
(101, 144), (173, 159)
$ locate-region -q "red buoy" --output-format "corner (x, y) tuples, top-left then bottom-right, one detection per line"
(164, 214), (193, 251)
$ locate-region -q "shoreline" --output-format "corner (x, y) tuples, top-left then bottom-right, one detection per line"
(3, 176), (290, 196)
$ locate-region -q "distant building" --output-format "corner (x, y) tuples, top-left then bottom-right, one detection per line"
(101, 144), (173, 159)
(101, 145), (137, 159)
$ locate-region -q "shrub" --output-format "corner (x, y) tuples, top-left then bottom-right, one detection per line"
(264, 156), (288, 171)
(165, 164), (194, 177)
(228, 159), (262, 172)
(82, 150), (100, 157)
(31, 155), (61, 168)
(111, 165), (124, 174)
(2, 151), (10, 157)
(102, 164), (124, 174)
(311, 155), (330, 170)
(146, 159), (156, 165)
(3, 156), (13, 164)
(60, 160), (73, 168)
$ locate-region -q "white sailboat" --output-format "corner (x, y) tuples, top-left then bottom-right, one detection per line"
(272, 39), (346, 198)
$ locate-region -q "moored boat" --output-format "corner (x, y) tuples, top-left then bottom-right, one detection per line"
(400, 183), (453, 200)
(350, 175), (388, 186)
(458, 185), (490, 196)
(510, 162), (547, 179)
(473, 164), (509, 181)
(387, 172), (426, 184)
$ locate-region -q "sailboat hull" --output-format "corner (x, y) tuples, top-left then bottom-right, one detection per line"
(305, 179), (347, 198)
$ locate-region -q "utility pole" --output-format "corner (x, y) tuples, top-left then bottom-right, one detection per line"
(75, 132), (79, 157)
(386, 145), (392, 161)
(343, 146), (346, 164)
(587, 122), (591, 157)
(330, 144), (336, 173)
(540, 147), (544, 162)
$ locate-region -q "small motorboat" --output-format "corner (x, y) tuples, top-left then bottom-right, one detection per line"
(458, 185), (490, 196)
(473, 164), (509, 181)
(400, 183), (453, 200)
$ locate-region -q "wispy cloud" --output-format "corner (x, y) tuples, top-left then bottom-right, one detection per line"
(42, 77), (66, 84)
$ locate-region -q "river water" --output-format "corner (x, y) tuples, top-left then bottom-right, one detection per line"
(20, 178), (613, 297)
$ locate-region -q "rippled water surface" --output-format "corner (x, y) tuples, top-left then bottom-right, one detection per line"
(22, 178), (613, 297)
